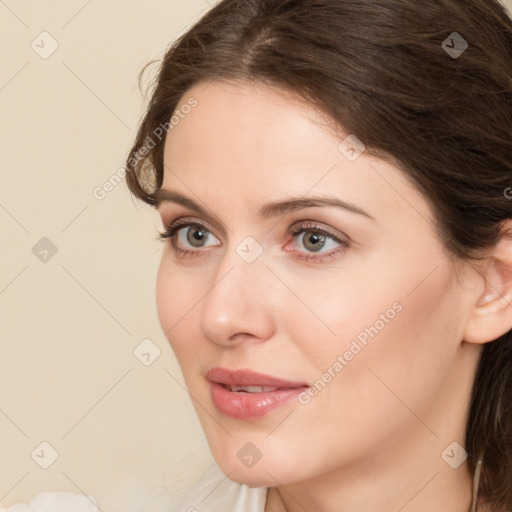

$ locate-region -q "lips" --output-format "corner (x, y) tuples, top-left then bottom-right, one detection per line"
(206, 367), (309, 389)
(206, 367), (310, 419)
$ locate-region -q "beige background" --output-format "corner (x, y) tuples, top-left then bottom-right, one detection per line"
(0, 1), (219, 511)
(1, 0), (511, 511)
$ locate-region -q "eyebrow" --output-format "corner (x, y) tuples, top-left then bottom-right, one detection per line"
(154, 189), (376, 222)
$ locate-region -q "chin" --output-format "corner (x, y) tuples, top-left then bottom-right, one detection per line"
(227, 470), (273, 487)
(211, 447), (299, 487)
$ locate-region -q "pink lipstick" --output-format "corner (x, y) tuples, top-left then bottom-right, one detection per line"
(206, 367), (309, 420)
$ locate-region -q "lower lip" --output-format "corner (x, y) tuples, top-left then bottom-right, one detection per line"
(210, 382), (309, 419)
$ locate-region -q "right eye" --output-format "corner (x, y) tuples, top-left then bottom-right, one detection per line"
(159, 218), (221, 257)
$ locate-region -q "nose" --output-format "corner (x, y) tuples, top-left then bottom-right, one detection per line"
(199, 245), (276, 347)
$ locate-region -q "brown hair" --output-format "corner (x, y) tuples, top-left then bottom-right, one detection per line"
(125, 1), (512, 509)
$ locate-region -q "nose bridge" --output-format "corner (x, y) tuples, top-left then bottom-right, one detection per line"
(199, 236), (275, 344)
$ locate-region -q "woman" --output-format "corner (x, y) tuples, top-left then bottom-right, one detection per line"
(123, 0), (512, 511)
(6, 0), (509, 511)
(123, 0), (512, 510)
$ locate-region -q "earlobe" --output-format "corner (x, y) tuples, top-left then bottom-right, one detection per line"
(463, 224), (512, 345)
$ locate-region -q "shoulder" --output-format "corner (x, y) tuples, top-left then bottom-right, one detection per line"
(172, 464), (269, 512)
(0, 491), (99, 511)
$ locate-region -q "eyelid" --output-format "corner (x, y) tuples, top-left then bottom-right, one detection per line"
(289, 219), (350, 243)
(158, 205), (229, 239)
(160, 216), (216, 236)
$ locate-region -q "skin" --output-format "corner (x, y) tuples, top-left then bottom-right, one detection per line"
(155, 80), (512, 512)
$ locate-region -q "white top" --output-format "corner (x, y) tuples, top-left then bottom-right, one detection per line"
(0, 491), (100, 512)
(172, 464), (269, 512)
(0, 465), (268, 512)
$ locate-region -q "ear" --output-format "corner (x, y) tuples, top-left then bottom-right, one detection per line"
(463, 221), (512, 344)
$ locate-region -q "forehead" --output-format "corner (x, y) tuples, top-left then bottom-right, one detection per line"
(161, 80), (434, 231)
(163, 80), (355, 193)
(165, 80), (337, 166)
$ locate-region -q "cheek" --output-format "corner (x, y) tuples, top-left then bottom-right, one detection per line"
(310, 257), (460, 420)
(288, 247), (462, 412)
(272, 269), (403, 370)
(302, 243), (455, 354)
(155, 258), (174, 338)
(155, 255), (214, 381)
(155, 256), (195, 351)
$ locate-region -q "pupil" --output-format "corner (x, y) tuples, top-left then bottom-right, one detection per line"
(305, 232), (325, 252)
(188, 227), (206, 247)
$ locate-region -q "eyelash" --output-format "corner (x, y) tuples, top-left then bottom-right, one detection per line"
(158, 218), (349, 263)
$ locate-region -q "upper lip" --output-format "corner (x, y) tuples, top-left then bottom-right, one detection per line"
(206, 367), (309, 388)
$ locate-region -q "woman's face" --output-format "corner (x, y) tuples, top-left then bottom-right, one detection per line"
(155, 80), (482, 486)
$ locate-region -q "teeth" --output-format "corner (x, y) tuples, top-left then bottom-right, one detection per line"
(228, 385), (279, 393)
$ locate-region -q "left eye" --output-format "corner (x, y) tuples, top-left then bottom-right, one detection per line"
(291, 228), (342, 253)
(284, 223), (349, 262)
